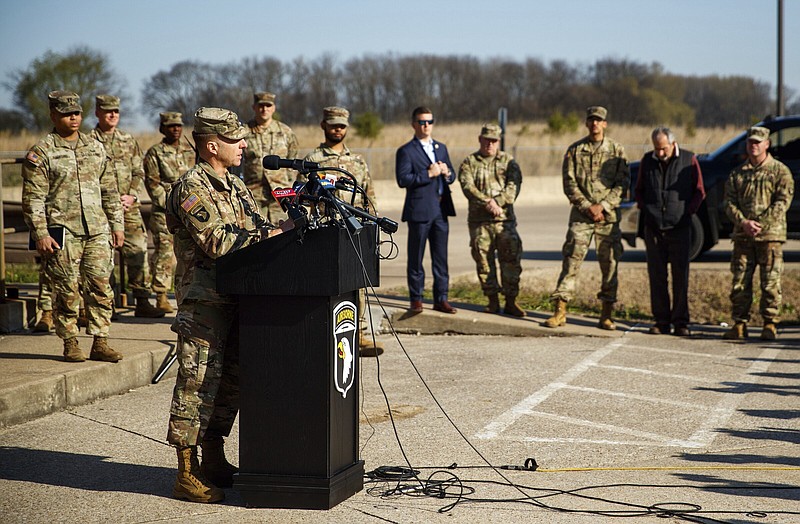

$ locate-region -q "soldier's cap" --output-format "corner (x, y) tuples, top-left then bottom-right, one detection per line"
(95, 94), (120, 111)
(193, 107), (248, 140)
(480, 123), (502, 140)
(159, 112), (183, 126)
(322, 106), (349, 126)
(586, 106), (608, 121)
(253, 92), (276, 106)
(48, 91), (82, 114)
(747, 126), (770, 143)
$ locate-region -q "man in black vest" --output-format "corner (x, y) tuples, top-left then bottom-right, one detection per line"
(635, 127), (705, 336)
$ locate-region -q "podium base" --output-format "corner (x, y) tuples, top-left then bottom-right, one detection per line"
(235, 460), (365, 509)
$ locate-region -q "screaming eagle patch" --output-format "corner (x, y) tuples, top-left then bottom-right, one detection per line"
(333, 300), (357, 399)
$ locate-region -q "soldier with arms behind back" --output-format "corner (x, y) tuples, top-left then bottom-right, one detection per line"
(22, 91), (125, 362)
(165, 107), (293, 504)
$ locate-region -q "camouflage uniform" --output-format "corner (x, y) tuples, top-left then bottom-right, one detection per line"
(724, 149), (794, 324)
(144, 122), (195, 295)
(22, 124), (123, 341)
(458, 145), (523, 298)
(304, 107), (378, 336)
(242, 98), (299, 223)
(166, 109), (275, 447)
(91, 117), (151, 300)
(552, 132), (629, 303)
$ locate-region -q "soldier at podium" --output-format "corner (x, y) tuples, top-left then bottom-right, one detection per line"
(164, 107), (293, 503)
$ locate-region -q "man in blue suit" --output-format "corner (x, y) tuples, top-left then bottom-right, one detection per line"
(396, 106), (457, 314)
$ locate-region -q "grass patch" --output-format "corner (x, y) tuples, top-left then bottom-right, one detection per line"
(383, 266), (800, 327)
(4, 262), (40, 283)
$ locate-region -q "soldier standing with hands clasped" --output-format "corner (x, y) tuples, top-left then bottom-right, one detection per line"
(722, 126), (794, 340)
(22, 91), (125, 362)
(458, 123), (524, 317)
(165, 107), (293, 504)
(544, 106), (629, 331)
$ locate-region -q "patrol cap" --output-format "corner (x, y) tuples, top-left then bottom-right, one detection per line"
(322, 106), (349, 126)
(95, 94), (120, 110)
(586, 106), (608, 121)
(253, 92), (276, 106)
(193, 107), (248, 140)
(48, 91), (82, 114)
(159, 112), (183, 126)
(480, 123), (502, 140)
(746, 126), (770, 143)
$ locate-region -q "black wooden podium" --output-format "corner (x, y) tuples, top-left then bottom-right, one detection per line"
(216, 223), (379, 509)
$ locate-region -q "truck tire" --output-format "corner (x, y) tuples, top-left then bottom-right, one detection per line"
(689, 214), (705, 261)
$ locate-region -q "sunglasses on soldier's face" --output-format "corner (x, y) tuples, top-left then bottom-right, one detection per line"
(416, 119), (434, 126)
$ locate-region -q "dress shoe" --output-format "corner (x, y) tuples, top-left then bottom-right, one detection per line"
(648, 324), (670, 335)
(433, 301), (457, 314)
(673, 326), (691, 337)
(409, 300), (424, 313)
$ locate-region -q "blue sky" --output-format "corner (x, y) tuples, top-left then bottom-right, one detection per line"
(1, 0), (797, 129)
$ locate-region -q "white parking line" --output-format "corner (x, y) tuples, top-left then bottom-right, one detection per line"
(593, 363), (718, 383)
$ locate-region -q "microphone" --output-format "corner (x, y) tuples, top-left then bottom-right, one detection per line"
(271, 187), (297, 211)
(263, 155), (320, 172)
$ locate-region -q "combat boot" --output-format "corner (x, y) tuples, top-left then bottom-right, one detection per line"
(89, 336), (123, 362)
(156, 293), (174, 314)
(359, 334), (384, 357)
(34, 310), (54, 333)
(201, 437), (239, 488)
(760, 323), (777, 341)
(543, 299), (567, 328)
(722, 322), (748, 340)
(598, 301), (616, 331)
(174, 446), (225, 503)
(135, 297), (166, 318)
(485, 294), (500, 314)
(63, 337), (86, 362)
(503, 296), (525, 318)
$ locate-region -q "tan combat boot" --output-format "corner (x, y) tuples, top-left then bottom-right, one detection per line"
(359, 334), (384, 357)
(89, 337), (123, 362)
(156, 293), (174, 314)
(543, 299), (567, 328)
(485, 294), (500, 314)
(722, 322), (748, 340)
(135, 297), (166, 318)
(200, 437), (239, 488)
(174, 446), (225, 503)
(63, 337), (86, 362)
(34, 310), (54, 333)
(504, 296), (525, 318)
(598, 301), (616, 331)
(760, 323), (777, 341)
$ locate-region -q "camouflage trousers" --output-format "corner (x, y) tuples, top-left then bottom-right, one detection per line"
(730, 239), (784, 323)
(149, 210), (175, 294)
(551, 220), (623, 303)
(42, 230), (115, 339)
(468, 221), (523, 297)
(115, 209), (152, 299)
(37, 266), (53, 311)
(167, 300), (239, 447)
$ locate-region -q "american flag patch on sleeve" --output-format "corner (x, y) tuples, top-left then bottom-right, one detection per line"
(26, 151), (40, 164)
(181, 193), (200, 212)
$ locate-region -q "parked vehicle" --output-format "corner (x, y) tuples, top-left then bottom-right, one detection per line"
(619, 115), (800, 260)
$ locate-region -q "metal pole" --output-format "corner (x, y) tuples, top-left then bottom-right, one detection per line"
(0, 161), (6, 303)
(497, 107), (508, 151)
(777, 0), (785, 116)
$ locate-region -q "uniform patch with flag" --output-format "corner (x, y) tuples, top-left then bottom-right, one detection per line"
(181, 193), (200, 212)
(26, 150), (41, 166)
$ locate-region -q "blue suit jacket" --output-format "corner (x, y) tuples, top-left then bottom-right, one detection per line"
(395, 137), (456, 223)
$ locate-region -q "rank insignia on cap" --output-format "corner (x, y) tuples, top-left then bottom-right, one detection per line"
(26, 151), (41, 165)
(181, 193), (200, 212)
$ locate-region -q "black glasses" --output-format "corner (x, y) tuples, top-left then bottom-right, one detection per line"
(416, 119), (435, 126)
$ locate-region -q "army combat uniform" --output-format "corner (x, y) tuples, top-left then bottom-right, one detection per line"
(724, 140), (793, 330)
(144, 119), (195, 300)
(552, 134), (628, 304)
(22, 92), (123, 359)
(243, 109), (299, 222)
(458, 138), (523, 304)
(90, 99), (153, 306)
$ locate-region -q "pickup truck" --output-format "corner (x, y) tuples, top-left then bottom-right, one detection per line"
(619, 115), (800, 259)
